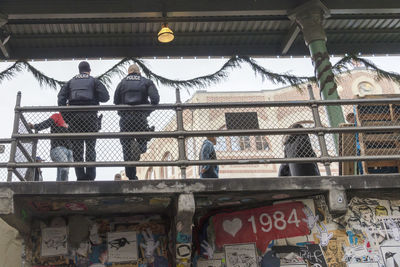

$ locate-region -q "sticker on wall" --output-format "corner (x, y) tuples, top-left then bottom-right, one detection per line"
(224, 243), (258, 267)
(41, 227), (68, 257)
(316, 222), (333, 247)
(201, 240), (215, 259)
(107, 231), (138, 263)
(140, 229), (160, 259)
(197, 259), (222, 267)
(380, 246), (400, 267)
(302, 206), (319, 231)
(176, 243), (191, 259)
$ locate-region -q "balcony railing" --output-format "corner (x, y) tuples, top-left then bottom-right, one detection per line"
(3, 86), (400, 181)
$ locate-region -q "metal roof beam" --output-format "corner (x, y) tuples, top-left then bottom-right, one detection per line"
(10, 30), (285, 40)
(0, 35), (10, 58)
(280, 23), (300, 55)
(6, 41), (400, 60)
(7, 15), (289, 25)
(0, 45), (284, 60)
(2, 0), (400, 16)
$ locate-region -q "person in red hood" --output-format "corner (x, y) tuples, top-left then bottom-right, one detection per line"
(29, 113), (73, 181)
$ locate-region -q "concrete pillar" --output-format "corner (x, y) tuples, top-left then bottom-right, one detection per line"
(288, 0), (345, 147)
(175, 194), (195, 267)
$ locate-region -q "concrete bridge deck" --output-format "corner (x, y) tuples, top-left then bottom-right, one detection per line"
(1, 175), (399, 235)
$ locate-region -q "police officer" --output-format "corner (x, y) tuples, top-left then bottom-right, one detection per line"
(58, 61), (110, 181)
(114, 64), (160, 180)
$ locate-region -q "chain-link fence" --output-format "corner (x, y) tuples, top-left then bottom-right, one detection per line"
(0, 139), (11, 181)
(4, 90), (400, 181)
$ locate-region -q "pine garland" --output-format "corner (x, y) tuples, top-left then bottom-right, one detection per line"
(0, 55), (399, 91)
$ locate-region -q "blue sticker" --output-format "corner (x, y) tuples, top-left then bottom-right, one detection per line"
(177, 232), (192, 243)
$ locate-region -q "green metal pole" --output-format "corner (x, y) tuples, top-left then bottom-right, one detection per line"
(308, 40), (345, 148)
(288, 0), (345, 150)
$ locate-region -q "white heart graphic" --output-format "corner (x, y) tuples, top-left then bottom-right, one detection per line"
(222, 218), (242, 237)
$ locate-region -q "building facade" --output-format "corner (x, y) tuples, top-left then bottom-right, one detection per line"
(137, 69), (400, 179)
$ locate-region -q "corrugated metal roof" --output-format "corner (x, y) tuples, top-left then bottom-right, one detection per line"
(1, 0), (400, 59)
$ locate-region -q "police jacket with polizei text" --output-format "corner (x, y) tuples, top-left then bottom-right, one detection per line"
(58, 73), (110, 106)
(113, 74), (160, 106)
(33, 113), (72, 150)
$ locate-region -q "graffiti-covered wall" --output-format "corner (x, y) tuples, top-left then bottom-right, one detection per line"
(23, 195), (400, 267)
(27, 215), (170, 267)
(193, 195), (400, 267)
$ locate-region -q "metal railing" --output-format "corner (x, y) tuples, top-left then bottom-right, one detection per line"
(2, 86), (400, 181)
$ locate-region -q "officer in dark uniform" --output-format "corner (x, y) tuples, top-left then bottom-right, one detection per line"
(114, 64), (160, 180)
(58, 61), (110, 181)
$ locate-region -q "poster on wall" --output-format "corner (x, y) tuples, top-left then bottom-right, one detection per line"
(41, 227), (68, 257)
(343, 197), (391, 236)
(213, 201), (308, 252)
(224, 243), (258, 267)
(107, 231), (138, 263)
(377, 216), (400, 242)
(380, 246), (400, 267)
(314, 230), (348, 267)
(299, 244), (328, 267)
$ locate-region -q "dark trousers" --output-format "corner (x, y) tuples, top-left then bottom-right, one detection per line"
(67, 112), (99, 180)
(119, 112), (148, 180)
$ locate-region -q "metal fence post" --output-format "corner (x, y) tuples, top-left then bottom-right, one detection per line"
(307, 85), (332, 176)
(176, 88), (187, 179)
(7, 92), (22, 181)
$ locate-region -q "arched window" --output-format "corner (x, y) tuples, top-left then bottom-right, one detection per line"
(162, 152), (173, 179)
(145, 167), (155, 180)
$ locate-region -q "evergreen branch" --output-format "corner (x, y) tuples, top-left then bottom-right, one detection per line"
(0, 55), (399, 92)
(21, 61), (65, 89)
(0, 61), (21, 84)
(333, 54), (400, 85)
(237, 55), (316, 89)
(96, 57), (133, 88)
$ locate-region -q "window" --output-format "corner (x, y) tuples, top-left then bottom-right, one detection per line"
(255, 136), (270, 151)
(230, 136), (251, 151)
(225, 112), (259, 130)
(239, 136), (251, 150)
(230, 136), (241, 151)
(358, 81), (375, 94)
(215, 136), (227, 151)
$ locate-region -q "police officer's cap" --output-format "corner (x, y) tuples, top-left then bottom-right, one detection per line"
(78, 61), (91, 73)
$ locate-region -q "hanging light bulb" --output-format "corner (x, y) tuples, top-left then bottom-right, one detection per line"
(158, 23), (174, 43)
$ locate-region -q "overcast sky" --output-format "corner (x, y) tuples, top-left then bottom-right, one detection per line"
(0, 56), (399, 181)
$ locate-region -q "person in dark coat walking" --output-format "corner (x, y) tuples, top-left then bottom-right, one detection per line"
(114, 64), (160, 180)
(58, 61), (110, 180)
(279, 123), (320, 176)
(199, 136), (219, 178)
